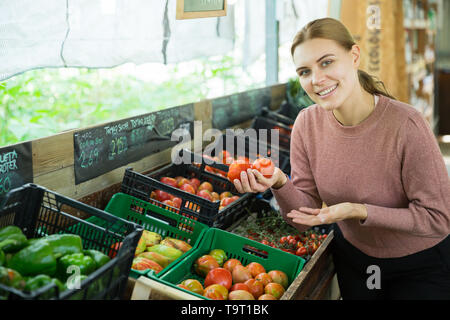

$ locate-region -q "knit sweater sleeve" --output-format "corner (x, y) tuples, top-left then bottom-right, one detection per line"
(271, 110), (323, 231)
(360, 113), (450, 238)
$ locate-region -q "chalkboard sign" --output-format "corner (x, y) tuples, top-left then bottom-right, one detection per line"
(176, 0), (227, 20)
(73, 104), (195, 184)
(212, 87), (272, 130)
(0, 143), (33, 198)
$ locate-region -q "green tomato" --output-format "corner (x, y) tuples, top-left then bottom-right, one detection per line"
(208, 249), (227, 267)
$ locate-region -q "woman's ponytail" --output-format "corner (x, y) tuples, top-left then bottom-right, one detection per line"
(358, 70), (396, 100)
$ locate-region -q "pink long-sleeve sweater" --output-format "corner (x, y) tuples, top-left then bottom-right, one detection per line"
(271, 94), (450, 258)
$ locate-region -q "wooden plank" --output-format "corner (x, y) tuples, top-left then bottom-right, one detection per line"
(131, 276), (202, 300)
(32, 131), (74, 177)
(282, 230), (335, 300)
(270, 83), (287, 110)
(33, 143), (191, 201)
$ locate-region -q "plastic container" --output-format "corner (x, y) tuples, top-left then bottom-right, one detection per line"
(103, 192), (209, 278)
(149, 227), (306, 299)
(251, 116), (292, 153)
(120, 164), (254, 229)
(261, 107), (295, 126)
(184, 132), (291, 177)
(0, 183), (143, 300)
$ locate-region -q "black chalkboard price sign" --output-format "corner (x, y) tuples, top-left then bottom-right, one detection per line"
(0, 142), (33, 198)
(73, 104), (194, 185)
(212, 87), (272, 130)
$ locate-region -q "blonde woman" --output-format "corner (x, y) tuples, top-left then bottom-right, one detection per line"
(234, 18), (450, 300)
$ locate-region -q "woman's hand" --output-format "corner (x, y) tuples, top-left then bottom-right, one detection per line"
(286, 202), (368, 227)
(233, 167), (287, 194)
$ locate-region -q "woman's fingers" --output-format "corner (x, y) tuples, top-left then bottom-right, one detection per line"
(298, 207), (321, 215)
(286, 210), (323, 226)
(233, 179), (244, 193)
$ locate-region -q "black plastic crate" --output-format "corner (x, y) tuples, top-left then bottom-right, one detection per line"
(189, 132), (291, 176)
(261, 107), (295, 126)
(250, 116), (292, 154)
(0, 183), (143, 300)
(120, 163), (255, 229)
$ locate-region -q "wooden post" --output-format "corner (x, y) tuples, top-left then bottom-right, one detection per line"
(340, 0), (409, 103)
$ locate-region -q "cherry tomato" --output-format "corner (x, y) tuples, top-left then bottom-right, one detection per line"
(296, 247), (307, 256)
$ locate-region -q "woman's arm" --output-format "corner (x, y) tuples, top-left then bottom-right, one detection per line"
(270, 111), (323, 231)
(290, 114), (450, 238)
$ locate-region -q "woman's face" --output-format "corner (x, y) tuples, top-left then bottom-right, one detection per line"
(292, 38), (360, 111)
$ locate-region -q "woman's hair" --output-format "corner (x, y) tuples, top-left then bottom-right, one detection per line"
(291, 18), (395, 100)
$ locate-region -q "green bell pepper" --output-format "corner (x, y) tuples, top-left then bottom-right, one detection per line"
(0, 233), (28, 254)
(0, 226), (23, 241)
(25, 274), (65, 293)
(0, 266), (26, 290)
(34, 234), (83, 259)
(7, 240), (57, 277)
(83, 249), (111, 269)
(57, 253), (96, 281)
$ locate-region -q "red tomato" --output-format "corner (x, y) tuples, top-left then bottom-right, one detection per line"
(296, 247), (307, 257)
(230, 283), (250, 292)
(194, 255), (220, 277)
(154, 190), (172, 202)
(223, 258), (242, 273)
(227, 159), (252, 182)
(160, 177), (177, 188)
(244, 279), (264, 299)
(172, 197), (182, 208)
(252, 158), (275, 178)
(204, 268), (233, 290)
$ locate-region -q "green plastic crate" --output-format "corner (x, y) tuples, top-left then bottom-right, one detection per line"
(103, 192), (209, 278)
(149, 227), (306, 299)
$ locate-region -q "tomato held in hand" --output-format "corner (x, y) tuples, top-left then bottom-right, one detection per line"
(252, 158), (275, 178)
(227, 159), (252, 182)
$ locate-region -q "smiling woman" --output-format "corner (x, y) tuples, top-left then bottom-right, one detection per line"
(233, 17), (450, 301)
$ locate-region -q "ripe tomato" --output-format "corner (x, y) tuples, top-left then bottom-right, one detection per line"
(181, 279), (204, 295)
(203, 284), (228, 300)
(252, 158), (275, 178)
(204, 268), (233, 290)
(296, 247), (307, 257)
(244, 279), (264, 299)
(227, 159), (252, 182)
(194, 255), (220, 277)
(247, 262), (266, 277)
(223, 258), (242, 273)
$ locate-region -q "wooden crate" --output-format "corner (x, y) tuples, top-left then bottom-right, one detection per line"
(128, 230), (340, 300)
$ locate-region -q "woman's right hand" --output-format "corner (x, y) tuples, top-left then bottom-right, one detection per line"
(233, 167), (287, 194)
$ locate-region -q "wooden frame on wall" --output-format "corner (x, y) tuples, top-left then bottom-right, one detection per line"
(176, 0), (227, 20)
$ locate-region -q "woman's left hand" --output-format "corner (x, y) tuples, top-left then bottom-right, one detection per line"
(286, 202), (368, 227)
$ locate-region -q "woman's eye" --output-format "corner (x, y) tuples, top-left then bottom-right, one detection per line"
(322, 60), (333, 67)
(299, 70), (310, 77)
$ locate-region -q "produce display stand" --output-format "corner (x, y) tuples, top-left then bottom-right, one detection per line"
(0, 83), (340, 300)
(127, 230), (337, 300)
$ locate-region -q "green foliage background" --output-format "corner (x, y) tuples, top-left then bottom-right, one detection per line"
(0, 55), (264, 147)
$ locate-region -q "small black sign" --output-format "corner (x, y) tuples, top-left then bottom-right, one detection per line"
(212, 87), (272, 130)
(73, 104), (195, 185)
(0, 142), (33, 198)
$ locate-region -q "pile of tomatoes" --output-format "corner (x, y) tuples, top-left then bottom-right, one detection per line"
(231, 211), (328, 260)
(176, 248), (289, 300)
